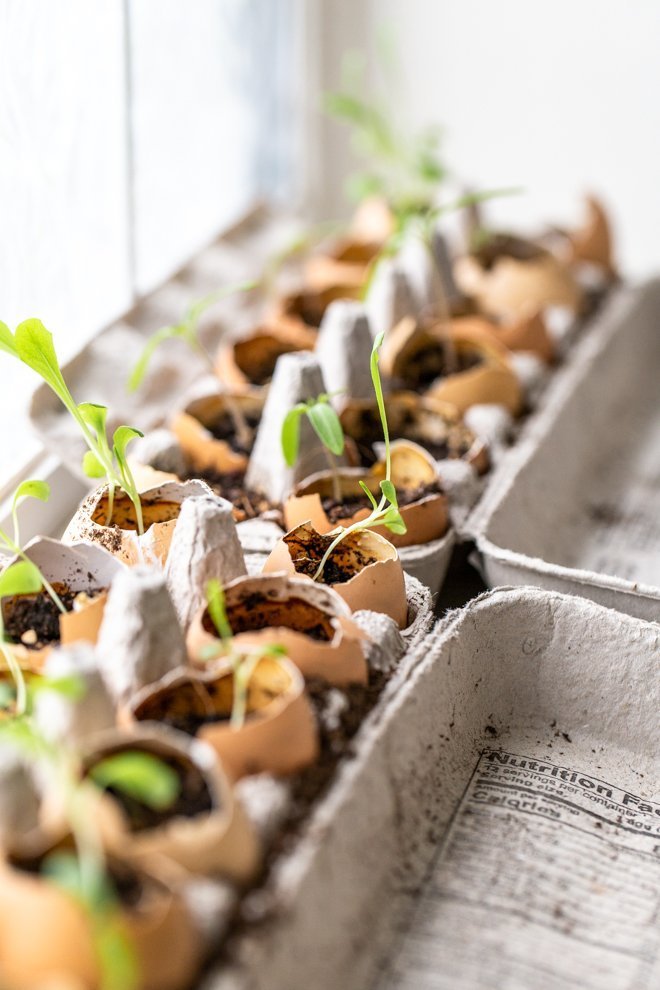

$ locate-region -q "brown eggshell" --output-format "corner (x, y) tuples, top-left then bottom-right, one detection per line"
(349, 196), (394, 244)
(0, 858), (203, 990)
(340, 391), (489, 475)
(187, 573), (368, 686)
(215, 324), (316, 392)
(454, 249), (583, 318)
(494, 309), (555, 364)
(1, 538), (122, 673)
(304, 238), (378, 294)
(62, 480), (213, 567)
(425, 319), (524, 416)
(284, 441), (449, 549)
(170, 391), (263, 476)
(269, 284), (362, 337)
(130, 462), (179, 492)
(83, 725), (261, 884)
(564, 194), (617, 277)
(128, 656), (319, 783)
(263, 523), (408, 627)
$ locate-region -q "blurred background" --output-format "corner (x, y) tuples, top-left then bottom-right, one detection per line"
(1, 0), (659, 478)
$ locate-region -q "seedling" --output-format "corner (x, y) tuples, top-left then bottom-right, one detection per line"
(128, 280), (256, 450)
(0, 704), (180, 990)
(281, 392), (345, 500)
(0, 320), (145, 534)
(311, 334), (406, 582)
(0, 479), (66, 615)
(0, 560), (43, 715)
(204, 579), (287, 728)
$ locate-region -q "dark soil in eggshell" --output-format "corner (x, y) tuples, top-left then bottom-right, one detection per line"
(345, 406), (479, 466)
(202, 593), (334, 643)
(205, 409), (261, 456)
(181, 468), (283, 525)
(86, 750), (213, 832)
(283, 528), (378, 586)
(3, 583), (102, 650)
(320, 479), (445, 525)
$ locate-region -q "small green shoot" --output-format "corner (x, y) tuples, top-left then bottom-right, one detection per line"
(281, 393), (345, 500)
(203, 580), (287, 729)
(312, 334), (406, 582)
(0, 321), (145, 534)
(128, 281), (256, 450)
(0, 479), (66, 615)
(0, 560), (43, 715)
(89, 750), (180, 813)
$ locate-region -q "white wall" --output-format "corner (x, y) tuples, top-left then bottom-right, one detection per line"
(314, 0), (660, 278)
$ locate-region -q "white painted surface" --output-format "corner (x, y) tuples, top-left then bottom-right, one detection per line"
(313, 0), (660, 279)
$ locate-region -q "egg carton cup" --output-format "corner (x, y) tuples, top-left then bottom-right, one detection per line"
(465, 279), (660, 620)
(204, 587), (660, 990)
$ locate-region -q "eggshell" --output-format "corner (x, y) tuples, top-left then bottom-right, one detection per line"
(170, 391), (263, 475)
(454, 248), (582, 318)
(263, 523), (408, 628)
(0, 538), (123, 672)
(564, 194), (617, 277)
(128, 656), (319, 783)
(284, 441), (449, 549)
(187, 573), (369, 686)
(215, 324), (316, 392)
(424, 319), (524, 416)
(303, 238), (378, 293)
(83, 725), (260, 884)
(0, 858), (203, 990)
(62, 480), (213, 567)
(270, 284), (362, 337)
(339, 391), (489, 475)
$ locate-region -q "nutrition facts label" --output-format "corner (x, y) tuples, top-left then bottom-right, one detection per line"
(380, 751), (660, 990)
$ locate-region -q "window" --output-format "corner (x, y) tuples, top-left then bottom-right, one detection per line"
(0, 0), (302, 490)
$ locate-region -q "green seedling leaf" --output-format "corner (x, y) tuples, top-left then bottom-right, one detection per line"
(89, 751), (180, 812)
(14, 319), (77, 415)
(94, 914), (140, 990)
(306, 401), (345, 457)
(30, 672), (86, 701)
(280, 405), (306, 468)
(83, 450), (107, 478)
(359, 480), (379, 511)
(379, 479), (398, 508)
(383, 513), (407, 535)
(112, 426), (143, 466)
(206, 578), (233, 642)
(0, 321), (18, 357)
(0, 559), (43, 602)
(12, 479), (50, 508)
(78, 402), (108, 435)
(11, 478), (51, 544)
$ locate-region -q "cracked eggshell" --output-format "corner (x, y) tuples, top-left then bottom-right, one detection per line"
(63, 480), (213, 567)
(83, 725), (260, 884)
(270, 284), (362, 337)
(0, 857), (204, 990)
(215, 324), (316, 392)
(187, 573), (369, 686)
(284, 441), (449, 549)
(263, 522), (408, 628)
(454, 246), (583, 319)
(128, 656), (319, 783)
(340, 391), (490, 476)
(563, 193), (617, 279)
(0, 538), (123, 672)
(425, 318), (524, 416)
(492, 308), (555, 364)
(303, 238), (377, 294)
(170, 391), (263, 475)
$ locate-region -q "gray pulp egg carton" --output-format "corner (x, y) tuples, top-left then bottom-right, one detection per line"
(465, 279), (660, 621)
(206, 587), (660, 990)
